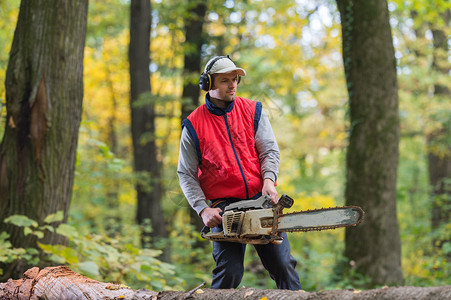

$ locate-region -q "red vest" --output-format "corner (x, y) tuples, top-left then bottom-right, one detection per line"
(184, 96), (263, 200)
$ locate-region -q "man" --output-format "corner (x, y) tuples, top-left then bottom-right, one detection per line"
(177, 55), (301, 290)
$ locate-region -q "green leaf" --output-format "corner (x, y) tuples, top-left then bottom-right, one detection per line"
(78, 261), (100, 277)
(26, 248), (39, 255)
(48, 254), (66, 265)
(0, 232), (10, 240)
(23, 227), (32, 236)
(442, 242), (451, 255)
(41, 225), (54, 232)
(4, 215), (38, 228)
(32, 230), (44, 239)
(38, 243), (58, 254)
(44, 211), (64, 224)
(38, 243), (79, 265)
(56, 224), (79, 239)
(125, 243), (139, 255)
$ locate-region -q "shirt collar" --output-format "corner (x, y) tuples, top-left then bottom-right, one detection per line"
(205, 93), (235, 116)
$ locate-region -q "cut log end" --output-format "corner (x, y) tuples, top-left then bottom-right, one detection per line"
(0, 266), (157, 300)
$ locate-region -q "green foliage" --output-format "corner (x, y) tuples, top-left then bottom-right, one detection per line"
(167, 216), (214, 288)
(4, 214), (44, 239)
(4, 215), (39, 228)
(0, 231), (41, 277)
(0, 215), (56, 276)
(2, 212), (181, 291)
(331, 258), (373, 290)
(44, 211), (64, 224)
(0, 232), (25, 276)
(38, 226), (180, 291)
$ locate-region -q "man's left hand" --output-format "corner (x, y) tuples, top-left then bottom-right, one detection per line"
(262, 178), (278, 205)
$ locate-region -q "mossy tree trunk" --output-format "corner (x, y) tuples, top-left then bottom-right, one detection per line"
(336, 0), (403, 286)
(0, 0), (88, 278)
(181, 0), (206, 121)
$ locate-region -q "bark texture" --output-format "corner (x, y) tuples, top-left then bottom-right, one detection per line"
(129, 0), (167, 245)
(1, 266), (450, 300)
(429, 10), (450, 251)
(181, 1), (206, 121)
(0, 0), (88, 278)
(336, 0), (403, 285)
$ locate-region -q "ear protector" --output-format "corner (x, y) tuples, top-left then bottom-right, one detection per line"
(199, 55), (241, 91)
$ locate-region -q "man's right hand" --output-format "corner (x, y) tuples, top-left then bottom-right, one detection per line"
(200, 207), (223, 228)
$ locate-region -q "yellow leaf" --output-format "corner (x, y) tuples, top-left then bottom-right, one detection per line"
(195, 289), (204, 294)
(319, 129), (329, 138)
(353, 290), (361, 294)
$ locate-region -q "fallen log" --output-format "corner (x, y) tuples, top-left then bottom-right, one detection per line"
(160, 285), (451, 300)
(0, 266), (450, 300)
(0, 266), (157, 300)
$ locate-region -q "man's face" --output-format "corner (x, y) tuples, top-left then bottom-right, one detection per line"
(209, 71), (238, 103)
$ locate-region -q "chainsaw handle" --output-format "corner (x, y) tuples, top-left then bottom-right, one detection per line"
(201, 225), (210, 236)
(200, 210), (223, 236)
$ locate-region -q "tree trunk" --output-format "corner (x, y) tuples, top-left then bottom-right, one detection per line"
(181, 1), (206, 121)
(181, 0), (207, 244)
(129, 0), (168, 248)
(429, 10), (450, 252)
(336, 0), (403, 286)
(2, 266), (451, 300)
(105, 62), (121, 237)
(0, 0), (88, 279)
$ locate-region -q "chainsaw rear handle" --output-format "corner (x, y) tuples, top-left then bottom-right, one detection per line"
(201, 225), (210, 236)
(200, 210), (224, 236)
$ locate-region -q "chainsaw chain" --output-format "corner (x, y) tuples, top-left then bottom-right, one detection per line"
(275, 205), (364, 233)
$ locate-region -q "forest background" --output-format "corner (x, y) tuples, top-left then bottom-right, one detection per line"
(0, 0), (450, 293)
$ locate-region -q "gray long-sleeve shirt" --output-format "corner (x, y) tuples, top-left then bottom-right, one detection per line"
(177, 103), (280, 215)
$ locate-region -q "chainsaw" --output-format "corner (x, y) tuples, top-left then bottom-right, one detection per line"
(201, 194), (364, 244)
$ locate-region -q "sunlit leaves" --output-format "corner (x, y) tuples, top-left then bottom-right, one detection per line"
(35, 220), (179, 290)
(0, 232), (27, 270)
(44, 211), (64, 224)
(4, 215), (39, 229)
(78, 261), (101, 277)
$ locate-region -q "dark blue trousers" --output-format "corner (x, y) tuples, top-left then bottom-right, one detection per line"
(210, 202), (302, 290)
(211, 232), (302, 290)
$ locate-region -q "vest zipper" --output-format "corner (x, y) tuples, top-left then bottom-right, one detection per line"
(223, 114), (249, 199)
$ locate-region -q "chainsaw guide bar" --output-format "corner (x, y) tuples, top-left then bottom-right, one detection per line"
(201, 195), (364, 244)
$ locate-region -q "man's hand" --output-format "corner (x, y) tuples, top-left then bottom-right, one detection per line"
(262, 178), (278, 204)
(200, 207), (223, 228)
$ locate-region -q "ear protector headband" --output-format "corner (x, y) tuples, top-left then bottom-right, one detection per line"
(199, 55), (241, 92)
